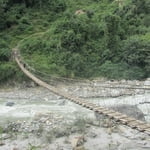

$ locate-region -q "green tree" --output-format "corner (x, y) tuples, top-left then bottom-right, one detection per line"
(103, 14), (122, 61)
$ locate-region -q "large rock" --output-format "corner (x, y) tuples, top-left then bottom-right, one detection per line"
(110, 104), (145, 121)
(95, 104), (145, 123)
(58, 100), (66, 106)
(5, 102), (15, 107)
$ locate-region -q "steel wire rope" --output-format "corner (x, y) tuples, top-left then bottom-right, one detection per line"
(19, 56), (150, 90)
(20, 56), (150, 88)
(30, 70), (150, 90)
(29, 68), (150, 90)
(19, 55), (150, 90)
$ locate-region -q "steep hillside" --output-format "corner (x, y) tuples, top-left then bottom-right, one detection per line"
(0, 0), (150, 83)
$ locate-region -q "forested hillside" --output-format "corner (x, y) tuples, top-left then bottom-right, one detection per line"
(0, 0), (150, 83)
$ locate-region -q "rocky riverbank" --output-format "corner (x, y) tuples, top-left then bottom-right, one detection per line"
(0, 113), (150, 150)
(57, 78), (150, 98)
(0, 79), (150, 150)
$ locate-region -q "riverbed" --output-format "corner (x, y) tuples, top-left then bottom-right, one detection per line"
(0, 85), (150, 150)
(0, 87), (149, 124)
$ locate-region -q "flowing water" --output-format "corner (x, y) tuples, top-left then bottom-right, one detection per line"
(0, 97), (94, 125)
(0, 88), (150, 125)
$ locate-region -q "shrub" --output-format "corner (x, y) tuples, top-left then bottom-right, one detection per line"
(73, 118), (86, 133)
(121, 36), (150, 68)
(97, 61), (146, 80)
(0, 8), (7, 30)
(0, 63), (16, 82)
(0, 40), (11, 61)
(26, 0), (66, 12)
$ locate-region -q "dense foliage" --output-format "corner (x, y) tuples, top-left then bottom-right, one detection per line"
(0, 0), (150, 83)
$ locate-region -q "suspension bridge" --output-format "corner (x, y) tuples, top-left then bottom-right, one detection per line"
(13, 48), (150, 136)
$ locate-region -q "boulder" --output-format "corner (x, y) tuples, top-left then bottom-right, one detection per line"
(5, 102), (15, 107)
(95, 104), (145, 123)
(58, 100), (66, 106)
(110, 104), (145, 121)
(75, 10), (86, 15)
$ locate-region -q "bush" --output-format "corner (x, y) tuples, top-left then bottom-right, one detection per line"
(98, 61), (126, 79)
(0, 8), (7, 30)
(73, 118), (86, 133)
(61, 30), (83, 52)
(0, 40), (11, 61)
(25, 0), (66, 12)
(97, 61), (146, 80)
(104, 14), (121, 52)
(121, 36), (150, 68)
(0, 63), (16, 82)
